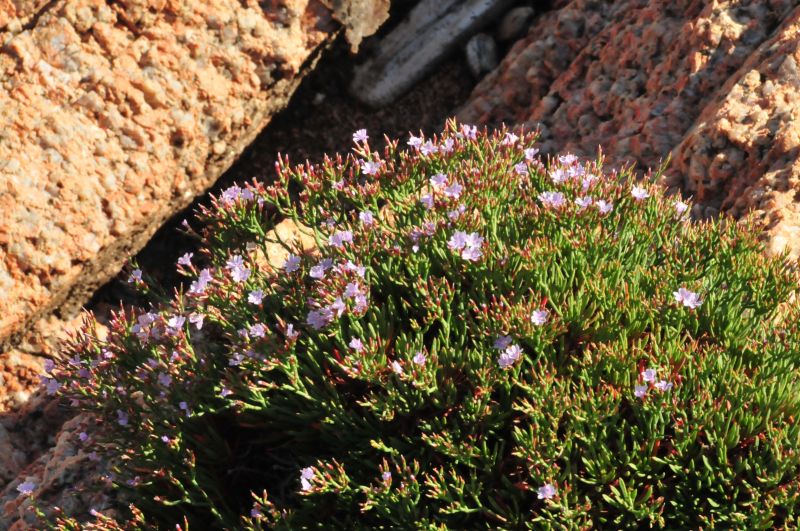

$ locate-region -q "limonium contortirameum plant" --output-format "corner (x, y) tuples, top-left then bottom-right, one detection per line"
(51, 120), (800, 529)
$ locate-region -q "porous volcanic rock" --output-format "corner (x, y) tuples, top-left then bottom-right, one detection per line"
(0, 0), (387, 348)
(458, 0), (800, 257)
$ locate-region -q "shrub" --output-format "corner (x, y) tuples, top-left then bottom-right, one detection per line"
(52, 120), (800, 529)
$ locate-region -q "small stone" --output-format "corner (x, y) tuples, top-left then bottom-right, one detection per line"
(496, 6), (535, 43)
(465, 33), (499, 78)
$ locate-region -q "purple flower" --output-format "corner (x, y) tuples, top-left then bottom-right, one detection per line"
(300, 467), (315, 491)
(189, 268), (213, 295)
(284, 254), (301, 273)
(309, 258), (333, 279)
(430, 173), (448, 189)
(382, 471), (392, 482)
(448, 231), (469, 251)
(177, 252), (193, 267)
(128, 269), (143, 283)
(349, 337), (364, 352)
(582, 174), (598, 191)
(189, 312), (205, 330)
(16, 481), (36, 496)
(179, 401), (189, 412)
(412, 351), (427, 366)
(221, 185), (242, 205)
(524, 147), (539, 160)
(575, 196), (593, 209)
(441, 138), (455, 153)
(344, 281), (361, 299)
(596, 199), (614, 214)
(461, 124), (478, 139)
(498, 344), (523, 369)
(420, 194), (434, 210)
(220, 386), (233, 398)
(286, 323), (300, 340)
(493, 335), (513, 350)
(641, 368), (658, 383)
(43, 358), (55, 373)
(655, 380), (674, 392)
(306, 308), (333, 330)
(343, 260), (366, 277)
(251, 508), (264, 519)
(514, 162), (529, 176)
(361, 160), (382, 176)
(549, 168), (569, 184)
(157, 373), (172, 387)
(631, 185), (650, 201)
(444, 182), (463, 199)
(353, 129), (368, 143)
(249, 323), (267, 338)
(79, 431), (89, 442)
(359, 210), (375, 226)
(329, 230), (354, 249)
(538, 191), (566, 209)
(420, 141), (438, 156)
(448, 204), (466, 221)
(117, 410), (129, 426)
(45, 378), (60, 395)
(226, 255), (251, 283)
(673, 287), (702, 309)
(634, 385), (648, 399)
(675, 200), (689, 216)
(407, 135), (423, 149)
(354, 294), (369, 313)
(531, 309), (550, 326)
(330, 297), (346, 317)
(537, 483), (557, 500)
(248, 290), (264, 305)
(167, 315), (186, 334)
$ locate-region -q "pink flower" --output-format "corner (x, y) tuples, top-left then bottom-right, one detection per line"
(248, 290), (264, 305)
(441, 138), (455, 153)
(596, 199), (614, 214)
(674, 200), (689, 216)
(461, 124), (477, 140)
(634, 385), (648, 399)
(309, 258), (333, 279)
(524, 147), (539, 161)
(549, 168), (568, 184)
(226, 255), (250, 283)
(531, 309), (549, 326)
(559, 153), (578, 166)
(631, 185), (650, 201)
(514, 162), (528, 176)
(189, 313), (205, 330)
(501, 132), (518, 146)
(575, 196), (593, 209)
(641, 368), (658, 383)
(420, 141), (438, 156)
(430, 173), (448, 189)
(537, 483), (557, 500)
(413, 351), (427, 366)
(538, 191), (566, 209)
(353, 129), (368, 143)
(349, 337), (364, 352)
(655, 380), (674, 392)
(420, 194), (434, 210)
(177, 252), (193, 267)
(444, 183), (463, 199)
(249, 323), (267, 338)
(382, 471), (392, 482)
(306, 308), (333, 330)
(407, 135), (423, 149)
(673, 287), (702, 309)
(498, 344), (523, 369)
(359, 210), (375, 226)
(300, 467), (315, 492)
(361, 160), (382, 176)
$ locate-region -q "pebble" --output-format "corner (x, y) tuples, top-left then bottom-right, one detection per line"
(497, 6), (535, 42)
(465, 33), (499, 78)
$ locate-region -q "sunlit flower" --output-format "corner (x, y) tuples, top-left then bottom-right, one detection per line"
(413, 351), (427, 366)
(655, 380), (674, 392)
(631, 185), (650, 201)
(300, 467), (315, 491)
(634, 385), (648, 399)
(537, 483), (557, 500)
(531, 309), (549, 325)
(641, 368), (658, 383)
(353, 129), (368, 143)
(673, 287), (702, 309)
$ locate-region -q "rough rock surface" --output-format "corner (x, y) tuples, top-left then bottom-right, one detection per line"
(458, 0), (800, 257)
(0, 0), (386, 348)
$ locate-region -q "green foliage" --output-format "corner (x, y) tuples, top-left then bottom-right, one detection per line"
(54, 120), (800, 529)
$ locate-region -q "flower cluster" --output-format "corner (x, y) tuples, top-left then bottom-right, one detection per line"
(51, 120), (800, 530)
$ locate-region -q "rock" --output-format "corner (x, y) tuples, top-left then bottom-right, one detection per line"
(350, 0), (515, 107)
(496, 6), (535, 42)
(0, 0), (387, 349)
(465, 33), (499, 78)
(321, 0), (391, 52)
(458, 0), (800, 256)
